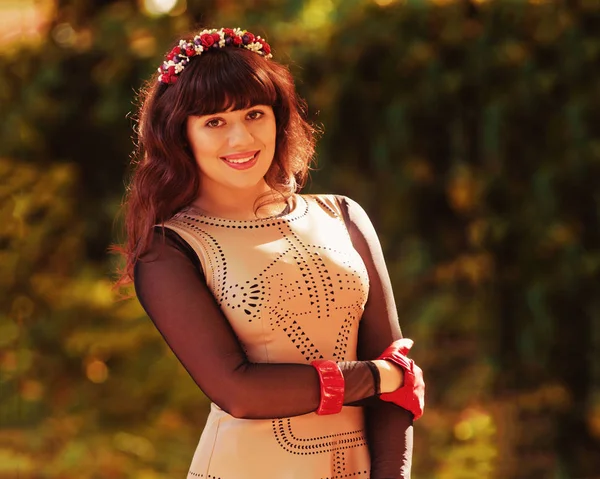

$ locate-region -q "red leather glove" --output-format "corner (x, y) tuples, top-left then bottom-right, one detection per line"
(377, 338), (425, 420)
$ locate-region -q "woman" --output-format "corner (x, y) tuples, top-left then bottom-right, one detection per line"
(117, 27), (424, 479)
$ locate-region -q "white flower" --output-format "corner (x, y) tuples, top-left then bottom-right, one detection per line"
(246, 42), (261, 53)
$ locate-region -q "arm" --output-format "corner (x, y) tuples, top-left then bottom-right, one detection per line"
(337, 196), (414, 479)
(133, 228), (378, 419)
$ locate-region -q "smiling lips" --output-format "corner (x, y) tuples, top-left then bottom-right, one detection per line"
(221, 150), (260, 170)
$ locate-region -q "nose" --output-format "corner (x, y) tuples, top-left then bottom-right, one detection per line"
(228, 120), (254, 148)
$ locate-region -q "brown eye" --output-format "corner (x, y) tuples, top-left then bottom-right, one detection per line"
(206, 118), (224, 128)
(247, 110), (264, 120)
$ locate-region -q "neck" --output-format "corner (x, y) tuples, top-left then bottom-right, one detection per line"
(191, 180), (288, 220)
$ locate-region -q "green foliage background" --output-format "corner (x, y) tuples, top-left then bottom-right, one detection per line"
(1, 0), (599, 477)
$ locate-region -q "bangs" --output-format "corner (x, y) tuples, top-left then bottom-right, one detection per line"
(176, 48), (278, 116)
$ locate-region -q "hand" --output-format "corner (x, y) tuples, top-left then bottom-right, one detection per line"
(377, 338), (425, 420)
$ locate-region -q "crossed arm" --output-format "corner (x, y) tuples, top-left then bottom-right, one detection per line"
(133, 196), (413, 478)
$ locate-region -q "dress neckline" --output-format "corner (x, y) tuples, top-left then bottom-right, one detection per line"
(179, 194), (308, 225)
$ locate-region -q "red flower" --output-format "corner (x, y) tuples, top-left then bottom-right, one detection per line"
(233, 36), (242, 46)
(258, 39), (271, 55)
(244, 32), (255, 43)
(211, 32), (220, 43)
(167, 66), (175, 75)
(200, 33), (215, 48)
(167, 46), (180, 60)
(223, 28), (235, 37)
(185, 47), (195, 56)
(160, 73), (177, 84)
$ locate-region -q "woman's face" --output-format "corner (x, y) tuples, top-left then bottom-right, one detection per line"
(186, 104), (277, 194)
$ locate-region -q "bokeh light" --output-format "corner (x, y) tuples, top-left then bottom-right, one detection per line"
(143, 0), (179, 16)
(86, 359), (109, 384)
(373, 0), (400, 6)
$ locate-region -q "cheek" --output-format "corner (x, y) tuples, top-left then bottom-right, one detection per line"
(188, 132), (220, 158)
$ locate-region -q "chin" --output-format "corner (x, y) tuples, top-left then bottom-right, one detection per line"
(226, 176), (268, 191)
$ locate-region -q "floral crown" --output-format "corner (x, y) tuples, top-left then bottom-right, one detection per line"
(158, 27), (273, 85)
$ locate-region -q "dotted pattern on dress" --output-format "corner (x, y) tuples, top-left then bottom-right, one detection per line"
(271, 418), (367, 456)
(265, 221), (367, 363)
(172, 196), (371, 477)
(172, 200), (368, 364)
(188, 469), (369, 479)
(187, 474), (235, 479)
(327, 450), (370, 479)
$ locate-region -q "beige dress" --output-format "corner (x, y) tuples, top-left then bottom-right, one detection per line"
(163, 194), (372, 479)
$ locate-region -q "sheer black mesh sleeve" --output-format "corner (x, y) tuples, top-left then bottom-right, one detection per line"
(337, 196), (414, 479)
(133, 228), (377, 420)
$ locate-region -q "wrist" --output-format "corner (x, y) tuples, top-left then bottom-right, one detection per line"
(311, 360), (345, 415)
(376, 338), (426, 420)
(372, 359), (404, 393)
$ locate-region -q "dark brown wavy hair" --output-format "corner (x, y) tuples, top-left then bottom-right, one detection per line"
(112, 38), (316, 287)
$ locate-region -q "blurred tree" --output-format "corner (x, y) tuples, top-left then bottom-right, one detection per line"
(313, 1), (600, 476)
(0, 157), (209, 478)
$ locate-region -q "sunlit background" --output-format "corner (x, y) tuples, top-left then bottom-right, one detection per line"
(1, 0), (600, 477)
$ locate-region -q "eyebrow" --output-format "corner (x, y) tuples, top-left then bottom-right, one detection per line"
(201, 105), (268, 117)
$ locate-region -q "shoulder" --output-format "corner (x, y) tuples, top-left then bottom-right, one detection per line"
(138, 226), (203, 274)
(301, 193), (371, 223)
(301, 193), (369, 219)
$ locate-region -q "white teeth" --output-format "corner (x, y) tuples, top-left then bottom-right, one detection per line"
(224, 154), (256, 164)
